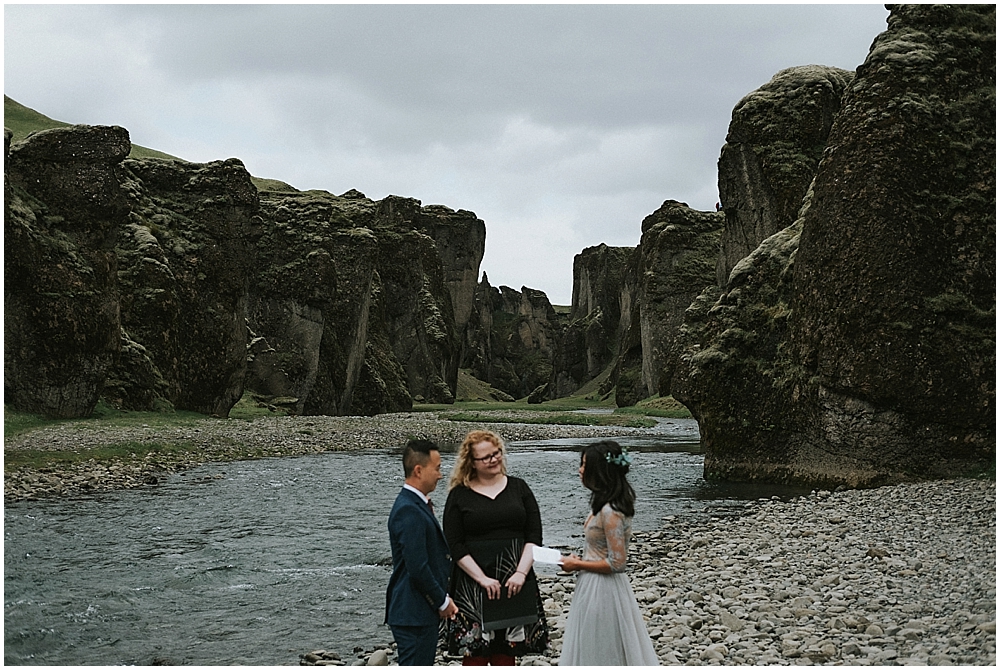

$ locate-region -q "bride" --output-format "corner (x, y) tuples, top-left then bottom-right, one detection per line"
(557, 441), (659, 666)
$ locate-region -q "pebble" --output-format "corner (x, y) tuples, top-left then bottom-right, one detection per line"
(299, 478), (994, 667)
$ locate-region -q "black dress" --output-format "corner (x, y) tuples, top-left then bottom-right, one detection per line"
(442, 476), (550, 657)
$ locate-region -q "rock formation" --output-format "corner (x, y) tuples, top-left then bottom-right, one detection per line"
(462, 276), (566, 400)
(672, 4), (996, 487)
(245, 189), (485, 414)
(246, 188), (378, 415)
(5, 122), (487, 418)
(612, 201), (724, 407)
(549, 244), (630, 398)
(716, 65), (854, 286)
(116, 157), (257, 416)
(4, 125), (129, 417)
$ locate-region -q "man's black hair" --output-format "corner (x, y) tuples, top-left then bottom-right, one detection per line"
(403, 438), (439, 477)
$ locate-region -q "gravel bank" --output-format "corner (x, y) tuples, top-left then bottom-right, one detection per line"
(537, 478), (996, 666)
(4, 412), (647, 502)
(309, 478), (994, 666)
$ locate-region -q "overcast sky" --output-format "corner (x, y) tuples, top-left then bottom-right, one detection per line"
(4, 3), (890, 305)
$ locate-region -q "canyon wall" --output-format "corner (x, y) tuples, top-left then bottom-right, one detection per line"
(4, 127), (486, 417)
(672, 3), (996, 486)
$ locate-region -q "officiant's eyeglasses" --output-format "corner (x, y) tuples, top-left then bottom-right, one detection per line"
(473, 450), (503, 463)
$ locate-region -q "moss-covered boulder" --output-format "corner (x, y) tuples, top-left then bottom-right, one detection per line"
(673, 4), (995, 487)
(717, 65), (854, 286)
(4, 125), (129, 417)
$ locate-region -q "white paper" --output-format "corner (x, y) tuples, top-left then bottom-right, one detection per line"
(532, 545), (563, 565)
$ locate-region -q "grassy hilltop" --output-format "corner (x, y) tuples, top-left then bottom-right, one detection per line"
(4, 95), (295, 191)
(5, 95), (179, 160)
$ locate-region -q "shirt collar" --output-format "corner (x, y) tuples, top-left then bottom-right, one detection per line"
(403, 483), (429, 504)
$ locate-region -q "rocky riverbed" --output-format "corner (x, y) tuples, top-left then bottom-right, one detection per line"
(4, 411), (647, 502)
(7, 414), (995, 666)
(304, 478), (994, 666)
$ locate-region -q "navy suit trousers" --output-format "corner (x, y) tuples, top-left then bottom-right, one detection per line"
(390, 622), (439, 666)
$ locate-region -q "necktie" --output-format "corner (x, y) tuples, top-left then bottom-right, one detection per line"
(427, 499), (435, 514)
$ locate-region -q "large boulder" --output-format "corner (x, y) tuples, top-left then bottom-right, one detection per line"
(4, 125), (130, 417)
(117, 157), (257, 416)
(716, 65), (854, 286)
(673, 4), (995, 487)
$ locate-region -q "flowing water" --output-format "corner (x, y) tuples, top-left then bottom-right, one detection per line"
(4, 419), (811, 665)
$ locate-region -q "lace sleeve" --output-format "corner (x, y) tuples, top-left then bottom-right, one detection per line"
(602, 506), (629, 573)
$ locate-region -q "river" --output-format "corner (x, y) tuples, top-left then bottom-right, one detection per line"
(4, 419), (811, 665)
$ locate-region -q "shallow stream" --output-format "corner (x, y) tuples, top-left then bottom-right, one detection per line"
(4, 419), (811, 665)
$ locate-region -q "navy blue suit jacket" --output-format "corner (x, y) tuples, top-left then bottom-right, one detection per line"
(385, 487), (452, 627)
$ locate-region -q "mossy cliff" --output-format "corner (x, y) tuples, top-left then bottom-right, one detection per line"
(237, 188), (488, 415)
(612, 201), (724, 407)
(716, 65), (854, 287)
(4, 127), (486, 417)
(672, 4), (995, 487)
(5, 125), (129, 418)
(549, 244), (630, 399)
(115, 157), (258, 416)
(462, 275), (566, 401)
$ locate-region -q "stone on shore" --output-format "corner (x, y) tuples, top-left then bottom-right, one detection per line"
(535, 478), (994, 667)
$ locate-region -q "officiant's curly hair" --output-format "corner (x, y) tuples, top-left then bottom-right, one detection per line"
(581, 441), (635, 517)
(449, 429), (508, 489)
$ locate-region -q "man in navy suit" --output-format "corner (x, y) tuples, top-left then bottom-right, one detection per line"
(386, 439), (458, 665)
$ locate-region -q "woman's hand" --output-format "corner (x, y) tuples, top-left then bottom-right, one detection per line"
(505, 570), (527, 598)
(560, 554), (581, 572)
(478, 575), (502, 600)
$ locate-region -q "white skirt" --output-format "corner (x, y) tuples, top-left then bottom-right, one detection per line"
(558, 571), (659, 666)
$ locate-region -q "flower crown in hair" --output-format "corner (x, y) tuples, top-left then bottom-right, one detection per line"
(605, 447), (632, 467)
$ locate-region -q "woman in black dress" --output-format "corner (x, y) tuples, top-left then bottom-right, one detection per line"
(443, 430), (549, 665)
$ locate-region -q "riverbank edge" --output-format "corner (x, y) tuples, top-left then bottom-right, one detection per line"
(307, 478), (995, 667)
(4, 412), (658, 503)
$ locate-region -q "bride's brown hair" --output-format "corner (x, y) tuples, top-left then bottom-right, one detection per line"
(581, 440), (635, 517)
(448, 430), (507, 490)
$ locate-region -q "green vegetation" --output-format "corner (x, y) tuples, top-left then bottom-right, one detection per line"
(628, 395), (693, 418)
(455, 369), (511, 402)
(414, 396), (614, 413)
(4, 392), (296, 441)
(4, 399), (211, 439)
(251, 176), (300, 193)
(4, 95), (302, 186)
(4, 95), (71, 140)
(5, 441), (200, 471)
(4, 95), (179, 160)
(437, 411), (656, 429)
(228, 393), (293, 421)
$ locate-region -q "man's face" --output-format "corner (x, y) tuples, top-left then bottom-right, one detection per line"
(416, 449), (443, 495)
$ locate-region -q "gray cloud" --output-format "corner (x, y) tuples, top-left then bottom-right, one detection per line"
(4, 3), (889, 304)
